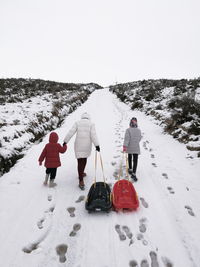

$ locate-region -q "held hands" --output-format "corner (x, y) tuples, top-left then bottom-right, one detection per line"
(123, 146), (127, 152)
(63, 142), (66, 146)
(96, 146), (100, 152)
(39, 161), (42, 166)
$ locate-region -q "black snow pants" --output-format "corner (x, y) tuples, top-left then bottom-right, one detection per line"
(46, 168), (57, 180)
(128, 154), (138, 174)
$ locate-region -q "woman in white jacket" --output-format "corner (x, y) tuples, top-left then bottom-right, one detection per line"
(63, 112), (100, 189)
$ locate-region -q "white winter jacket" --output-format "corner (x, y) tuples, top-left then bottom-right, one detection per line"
(64, 113), (99, 159)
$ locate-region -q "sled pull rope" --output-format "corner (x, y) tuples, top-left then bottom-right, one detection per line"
(118, 153), (123, 181)
(94, 151), (106, 187)
(125, 152), (130, 181)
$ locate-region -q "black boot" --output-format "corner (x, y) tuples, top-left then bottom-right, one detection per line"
(131, 173), (138, 182)
(79, 179), (85, 190)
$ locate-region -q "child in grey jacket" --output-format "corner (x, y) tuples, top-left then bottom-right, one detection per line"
(123, 117), (142, 181)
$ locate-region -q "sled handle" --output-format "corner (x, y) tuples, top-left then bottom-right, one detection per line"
(94, 150), (106, 186)
(118, 152), (130, 182)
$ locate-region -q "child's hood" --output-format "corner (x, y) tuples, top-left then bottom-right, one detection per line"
(49, 132), (59, 143)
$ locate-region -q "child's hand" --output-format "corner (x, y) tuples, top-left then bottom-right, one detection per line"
(39, 162), (42, 166)
(123, 146), (127, 152)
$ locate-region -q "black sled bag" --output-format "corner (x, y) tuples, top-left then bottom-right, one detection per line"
(85, 181), (112, 212)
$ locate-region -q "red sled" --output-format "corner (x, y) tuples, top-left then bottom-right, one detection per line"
(112, 179), (139, 211)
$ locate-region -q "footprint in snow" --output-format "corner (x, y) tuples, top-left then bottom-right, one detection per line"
(136, 233), (148, 246)
(47, 205), (55, 213)
(143, 142), (148, 150)
(115, 224), (126, 241)
(111, 161), (117, 166)
(137, 233), (143, 240)
(139, 217), (147, 233)
(129, 260), (138, 267)
(152, 163), (157, 167)
(22, 242), (39, 254)
(69, 223), (81, 236)
(139, 224), (147, 233)
(37, 217), (45, 229)
(75, 195), (85, 203)
(43, 205), (55, 214)
(113, 155), (120, 159)
(67, 207), (75, 217)
(150, 154), (155, 158)
(140, 217), (147, 223)
(10, 181), (21, 185)
(162, 173), (168, 179)
(141, 259), (149, 267)
(122, 225), (133, 239)
(56, 244), (68, 263)
(142, 240), (148, 246)
(23, 204), (55, 253)
(167, 187), (175, 194)
(150, 251), (159, 267)
(122, 226), (134, 246)
(140, 197), (149, 208)
(113, 170), (119, 178)
(161, 256), (174, 267)
(185, 205), (195, 216)
(47, 194), (52, 201)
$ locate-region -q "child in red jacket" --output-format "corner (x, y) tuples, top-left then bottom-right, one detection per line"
(38, 132), (67, 187)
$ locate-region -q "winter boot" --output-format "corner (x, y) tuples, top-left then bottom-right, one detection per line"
(43, 174), (49, 185)
(79, 180), (85, 190)
(128, 169), (133, 175)
(49, 179), (57, 188)
(131, 173), (138, 182)
(83, 172), (87, 177)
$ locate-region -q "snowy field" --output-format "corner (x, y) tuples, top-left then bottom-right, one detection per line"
(0, 94), (52, 158)
(0, 88), (200, 267)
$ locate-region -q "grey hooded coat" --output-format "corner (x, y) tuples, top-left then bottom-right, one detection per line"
(123, 127), (142, 154)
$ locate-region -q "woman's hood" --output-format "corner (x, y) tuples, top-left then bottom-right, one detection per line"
(81, 112), (91, 120)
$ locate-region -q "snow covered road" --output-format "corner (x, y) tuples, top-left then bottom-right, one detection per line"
(0, 88), (200, 267)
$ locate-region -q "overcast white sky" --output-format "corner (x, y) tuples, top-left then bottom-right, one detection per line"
(0, 0), (200, 86)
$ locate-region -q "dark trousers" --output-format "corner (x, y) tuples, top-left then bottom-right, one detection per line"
(77, 158), (87, 181)
(128, 154), (138, 174)
(46, 168), (57, 180)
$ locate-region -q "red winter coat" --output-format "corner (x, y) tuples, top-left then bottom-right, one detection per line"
(38, 132), (67, 168)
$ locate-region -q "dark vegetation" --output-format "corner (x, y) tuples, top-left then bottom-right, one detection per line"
(0, 78), (102, 175)
(110, 78), (200, 157)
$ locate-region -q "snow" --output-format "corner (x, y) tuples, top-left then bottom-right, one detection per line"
(195, 88), (200, 102)
(0, 95), (52, 158)
(161, 87), (174, 99)
(0, 88), (200, 267)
